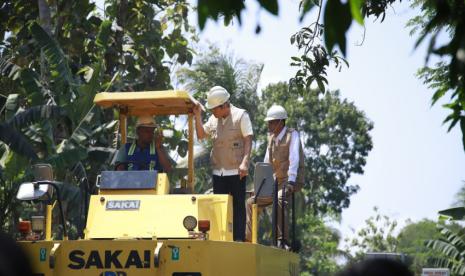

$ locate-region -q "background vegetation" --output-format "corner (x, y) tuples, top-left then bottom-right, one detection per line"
(1, 0), (464, 274)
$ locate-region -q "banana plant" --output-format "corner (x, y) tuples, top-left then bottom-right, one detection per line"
(0, 21), (113, 236)
(1, 0), (197, 236)
(439, 207), (465, 221)
(420, 207), (465, 275)
(425, 224), (465, 275)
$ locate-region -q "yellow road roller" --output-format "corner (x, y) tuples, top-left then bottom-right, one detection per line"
(15, 90), (299, 276)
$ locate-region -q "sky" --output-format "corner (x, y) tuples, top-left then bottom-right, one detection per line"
(189, 0), (465, 238)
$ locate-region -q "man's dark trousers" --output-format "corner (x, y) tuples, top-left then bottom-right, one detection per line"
(212, 175), (246, 241)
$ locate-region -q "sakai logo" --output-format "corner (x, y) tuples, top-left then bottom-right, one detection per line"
(68, 250), (151, 269)
(106, 200), (140, 210)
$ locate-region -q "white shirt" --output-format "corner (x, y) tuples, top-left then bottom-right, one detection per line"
(204, 112), (253, 176)
(264, 126), (301, 182)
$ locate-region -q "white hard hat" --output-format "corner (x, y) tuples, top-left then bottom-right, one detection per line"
(206, 86), (230, 109)
(136, 116), (157, 128)
(264, 105), (288, 121)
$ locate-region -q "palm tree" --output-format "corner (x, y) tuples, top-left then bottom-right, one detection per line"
(176, 45), (263, 192)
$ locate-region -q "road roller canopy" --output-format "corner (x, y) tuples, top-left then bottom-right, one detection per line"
(93, 90), (196, 191)
(93, 90), (195, 116)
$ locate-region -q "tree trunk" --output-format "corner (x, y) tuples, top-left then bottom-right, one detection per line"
(38, 0), (53, 101)
(38, 0), (52, 35)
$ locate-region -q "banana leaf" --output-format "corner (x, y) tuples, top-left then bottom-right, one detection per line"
(439, 207), (465, 221)
(0, 123), (38, 160)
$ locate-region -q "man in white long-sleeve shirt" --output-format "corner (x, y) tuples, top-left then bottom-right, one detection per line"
(245, 105), (305, 244)
(193, 86), (253, 242)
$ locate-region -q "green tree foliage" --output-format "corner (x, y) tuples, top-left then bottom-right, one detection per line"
(259, 83), (373, 213)
(177, 45), (262, 127)
(344, 209), (456, 275)
(196, 0), (394, 92)
(345, 207), (399, 261)
(452, 183), (465, 208)
(408, 0), (465, 150)
(0, 0), (194, 235)
(197, 0), (465, 150)
(0, 149), (30, 234)
(178, 48), (372, 274)
(179, 50), (373, 212)
(397, 219), (441, 274)
(197, 0), (367, 54)
(259, 83), (372, 273)
(299, 213), (344, 275)
(287, 0), (396, 92)
(177, 46), (262, 192)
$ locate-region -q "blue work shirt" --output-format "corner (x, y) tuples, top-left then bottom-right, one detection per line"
(114, 142), (163, 171)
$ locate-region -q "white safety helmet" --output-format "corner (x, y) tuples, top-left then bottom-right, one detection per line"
(136, 116), (157, 128)
(264, 105), (288, 121)
(206, 86), (230, 109)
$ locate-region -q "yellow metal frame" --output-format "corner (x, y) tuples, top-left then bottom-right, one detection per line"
(20, 239), (300, 276)
(94, 90), (196, 189)
(45, 204), (52, 240)
(94, 90), (194, 116)
(84, 194), (233, 241)
(187, 114), (194, 192)
(252, 203), (258, 243)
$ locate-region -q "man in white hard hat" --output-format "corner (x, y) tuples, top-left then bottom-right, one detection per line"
(245, 104), (305, 246)
(193, 86), (253, 242)
(114, 116), (172, 172)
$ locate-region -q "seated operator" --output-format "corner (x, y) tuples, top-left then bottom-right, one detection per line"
(114, 116), (172, 172)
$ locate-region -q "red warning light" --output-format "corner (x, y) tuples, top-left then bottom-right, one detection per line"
(198, 220), (210, 233)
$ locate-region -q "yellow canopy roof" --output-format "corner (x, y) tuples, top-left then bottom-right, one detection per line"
(93, 90), (195, 116)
